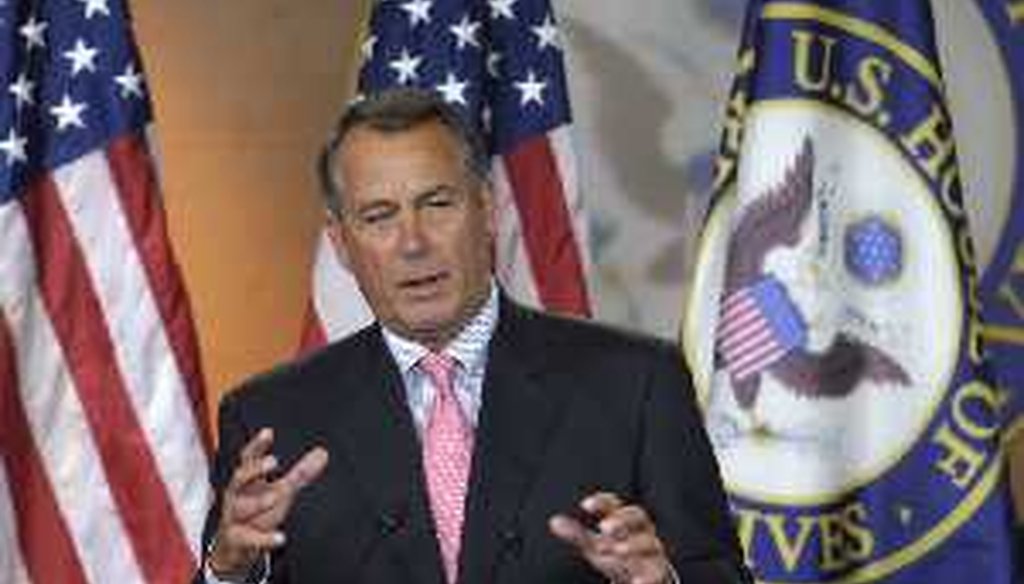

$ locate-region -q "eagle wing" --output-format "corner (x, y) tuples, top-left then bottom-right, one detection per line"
(724, 137), (816, 293)
(771, 333), (911, 399)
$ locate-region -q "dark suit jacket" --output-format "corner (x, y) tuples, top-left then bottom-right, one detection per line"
(198, 299), (749, 583)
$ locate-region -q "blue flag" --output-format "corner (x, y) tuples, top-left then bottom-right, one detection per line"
(684, 1), (1020, 581)
(974, 0), (1024, 460)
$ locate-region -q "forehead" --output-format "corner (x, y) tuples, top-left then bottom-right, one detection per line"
(336, 120), (466, 202)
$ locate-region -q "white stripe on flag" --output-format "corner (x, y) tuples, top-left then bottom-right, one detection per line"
(51, 153), (211, 554)
(311, 232), (374, 340)
(549, 126), (591, 277)
(491, 156), (541, 307)
(722, 324), (774, 361)
(730, 337), (783, 374)
(0, 203), (146, 584)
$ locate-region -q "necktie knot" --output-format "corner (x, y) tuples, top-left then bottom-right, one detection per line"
(420, 352), (456, 398)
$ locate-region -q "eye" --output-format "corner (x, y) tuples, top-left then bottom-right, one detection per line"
(356, 202), (398, 225)
(420, 187), (458, 209)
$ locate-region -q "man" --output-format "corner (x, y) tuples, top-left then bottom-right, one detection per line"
(198, 88), (749, 583)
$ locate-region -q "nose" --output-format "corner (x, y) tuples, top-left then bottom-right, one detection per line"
(397, 209), (428, 258)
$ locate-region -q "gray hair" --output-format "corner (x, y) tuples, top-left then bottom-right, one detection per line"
(317, 88), (490, 218)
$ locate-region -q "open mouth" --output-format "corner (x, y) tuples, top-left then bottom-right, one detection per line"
(398, 271), (449, 293)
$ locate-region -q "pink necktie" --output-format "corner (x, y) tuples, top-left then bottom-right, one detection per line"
(420, 353), (473, 584)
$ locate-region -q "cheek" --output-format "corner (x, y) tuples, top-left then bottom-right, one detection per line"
(347, 242), (393, 286)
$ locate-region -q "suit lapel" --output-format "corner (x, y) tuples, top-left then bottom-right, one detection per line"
(458, 301), (575, 584)
(327, 328), (446, 584)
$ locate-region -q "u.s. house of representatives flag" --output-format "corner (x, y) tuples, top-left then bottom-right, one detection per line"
(301, 0), (591, 347)
(684, 0), (1020, 582)
(0, 0), (211, 582)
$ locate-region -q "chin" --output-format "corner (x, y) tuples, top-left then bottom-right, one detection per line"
(397, 307), (460, 337)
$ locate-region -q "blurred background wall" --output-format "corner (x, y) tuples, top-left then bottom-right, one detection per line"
(132, 0), (363, 402)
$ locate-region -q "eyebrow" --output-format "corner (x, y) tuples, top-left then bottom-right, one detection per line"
(349, 183), (457, 212)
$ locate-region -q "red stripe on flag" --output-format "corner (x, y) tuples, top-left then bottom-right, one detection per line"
(0, 314), (89, 584)
(503, 135), (590, 316)
(299, 298), (327, 354)
(20, 176), (196, 584)
(104, 133), (213, 455)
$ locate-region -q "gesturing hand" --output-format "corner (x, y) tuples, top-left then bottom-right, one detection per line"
(208, 428), (329, 579)
(549, 492), (674, 584)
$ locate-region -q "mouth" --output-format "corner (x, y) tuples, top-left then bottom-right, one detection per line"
(397, 271), (450, 296)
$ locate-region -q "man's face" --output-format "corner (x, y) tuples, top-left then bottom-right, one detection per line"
(328, 120), (495, 348)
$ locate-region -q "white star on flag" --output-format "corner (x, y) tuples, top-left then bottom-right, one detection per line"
(64, 38), (100, 76)
(449, 14), (481, 50)
(9, 72), (35, 108)
(77, 0), (111, 19)
(531, 15), (559, 50)
(49, 93), (88, 131)
(19, 16), (47, 50)
(489, 0), (517, 20)
(0, 128), (28, 166)
(114, 63), (145, 99)
(389, 49), (422, 85)
(436, 72), (469, 106)
(401, 0), (432, 27)
(514, 69), (547, 106)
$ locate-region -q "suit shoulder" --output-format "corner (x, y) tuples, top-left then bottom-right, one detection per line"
(511, 304), (678, 362)
(221, 324), (379, 410)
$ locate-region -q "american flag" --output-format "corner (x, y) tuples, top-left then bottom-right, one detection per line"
(0, 1), (211, 582)
(716, 276), (806, 382)
(301, 0), (591, 347)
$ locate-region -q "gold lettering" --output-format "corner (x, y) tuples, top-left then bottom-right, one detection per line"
(996, 242), (1024, 320)
(843, 503), (875, 561)
(931, 380), (1005, 488)
(931, 422), (985, 489)
(792, 31), (837, 93)
(818, 503), (874, 570)
(740, 504), (877, 573)
(952, 380), (1007, 440)
(734, 508), (759, 569)
(844, 56), (893, 116)
(1009, 1), (1024, 25)
(817, 513), (846, 571)
(901, 103), (956, 184)
(764, 513), (816, 572)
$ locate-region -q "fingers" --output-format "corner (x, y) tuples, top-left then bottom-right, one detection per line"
(229, 428), (278, 493)
(548, 513), (598, 553)
(581, 491), (624, 519)
(212, 433), (330, 576)
(550, 492), (670, 584)
(278, 447), (330, 493)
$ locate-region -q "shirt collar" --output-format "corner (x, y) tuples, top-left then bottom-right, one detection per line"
(381, 281), (499, 374)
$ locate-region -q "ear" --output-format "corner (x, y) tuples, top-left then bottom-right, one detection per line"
(325, 212), (352, 269)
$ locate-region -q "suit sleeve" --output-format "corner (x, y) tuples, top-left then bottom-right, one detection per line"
(636, 346), (754, 583)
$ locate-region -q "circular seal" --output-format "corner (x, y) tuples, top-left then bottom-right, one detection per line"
(689, 103), (960, 502)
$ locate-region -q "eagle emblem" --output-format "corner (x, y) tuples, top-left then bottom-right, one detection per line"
(715, 138), (912, 413)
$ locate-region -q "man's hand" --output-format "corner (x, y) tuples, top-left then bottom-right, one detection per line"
(549, 492), (673, 584)
(208, 428), (329, 579)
